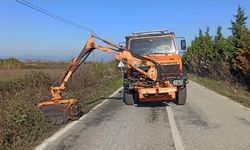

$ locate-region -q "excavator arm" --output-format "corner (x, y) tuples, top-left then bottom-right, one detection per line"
(38, 35), (159, 124)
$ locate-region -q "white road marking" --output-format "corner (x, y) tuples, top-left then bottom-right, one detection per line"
(35, 87), (123, 150)
(166, 106), (185, 150)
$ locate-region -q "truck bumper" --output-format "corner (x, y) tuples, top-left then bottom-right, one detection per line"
(136, 87), (177, 102)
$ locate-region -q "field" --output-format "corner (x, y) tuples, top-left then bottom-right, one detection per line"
(0, 69), (63, 81)
(0, 59), (122, 150)
(0, 59), (67, 81)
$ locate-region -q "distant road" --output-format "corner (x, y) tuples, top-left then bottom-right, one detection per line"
(36, 81), (250, 150)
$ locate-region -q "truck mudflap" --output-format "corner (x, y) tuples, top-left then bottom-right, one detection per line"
(136, 87), (177, 102)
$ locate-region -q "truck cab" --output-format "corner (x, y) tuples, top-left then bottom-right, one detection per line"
(123, 29), (188, 105)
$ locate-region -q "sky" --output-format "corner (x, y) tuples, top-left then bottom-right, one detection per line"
(0, 0), (250, 60)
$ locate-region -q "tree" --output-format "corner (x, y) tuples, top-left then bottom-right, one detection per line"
(183, 6), (249, 83)
(182, 30), (203, 75)
(230, 6), (248, 42)
(183, 27), (213, 77)
(202, 27), (214, 61)
(229, 6), (248, 71)
(213, 26), (233, 62)
(237, 30), (250, 82)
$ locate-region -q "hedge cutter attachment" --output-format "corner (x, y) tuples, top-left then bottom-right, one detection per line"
(38, 35), (160, 124)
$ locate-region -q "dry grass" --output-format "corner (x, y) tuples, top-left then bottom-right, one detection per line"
(0, 69), (63, 81)
(23, 61), (67, 69)
(0, 58), (24, 69)
(0, 61), (122, 150)
(0, 59), (67, 81)
(0, 72), (55, 150)
(189, 74), (250, 108)
(67, 61), (123, 113)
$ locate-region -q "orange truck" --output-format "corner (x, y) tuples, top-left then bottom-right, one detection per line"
(123, 29), (188, 105)
(39, 29), (188, 124)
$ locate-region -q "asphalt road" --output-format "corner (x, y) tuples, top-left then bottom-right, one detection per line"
(37, 81), (250, 150)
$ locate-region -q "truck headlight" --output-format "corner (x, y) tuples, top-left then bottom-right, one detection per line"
(172, 80), (184, 86)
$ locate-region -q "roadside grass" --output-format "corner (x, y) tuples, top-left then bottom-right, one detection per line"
(189, 74), (250, 108)
(0, 69), (63, 81)
(0, 61), (122, 150)
(68, 61), (123, 114)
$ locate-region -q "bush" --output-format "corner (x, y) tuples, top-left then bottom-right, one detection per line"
(0, 72), (54, 150)
(0, 58), (24, 69)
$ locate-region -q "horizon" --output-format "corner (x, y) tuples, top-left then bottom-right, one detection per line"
(0, 0), (249, 61)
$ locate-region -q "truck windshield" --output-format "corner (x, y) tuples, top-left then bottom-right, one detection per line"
(129, 36), (176, 55)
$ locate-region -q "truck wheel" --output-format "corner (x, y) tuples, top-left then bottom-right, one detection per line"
(176, 86), (187, 105)
(133, 92), (140, 104)
(124, 92), (134, 105)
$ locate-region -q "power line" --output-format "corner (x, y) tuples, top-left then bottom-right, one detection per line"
(15, 0), (97, 35)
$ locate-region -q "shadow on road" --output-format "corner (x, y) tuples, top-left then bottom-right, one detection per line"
(137, 101), (170, 107)
(100, 89), (177, 107)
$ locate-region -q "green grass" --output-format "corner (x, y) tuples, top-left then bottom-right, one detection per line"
(189, 74), (250, 108)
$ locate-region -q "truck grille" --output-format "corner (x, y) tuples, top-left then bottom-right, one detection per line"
(160, 64), (180, 77)
(130, 64), (180, 78)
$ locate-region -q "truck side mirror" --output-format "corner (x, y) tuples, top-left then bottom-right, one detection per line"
(181, 40), (186, 50)
(183, 62), (191, 73)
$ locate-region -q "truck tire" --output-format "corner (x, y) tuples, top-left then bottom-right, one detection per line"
(123, 92), (134, 105)
(176, 86), (187, 105)
(133, 92), (140, 104)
